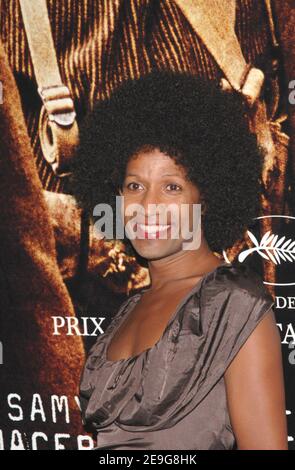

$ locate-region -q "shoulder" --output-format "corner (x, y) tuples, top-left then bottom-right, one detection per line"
(203, 261), (274, 304)
(184, 262), (277, 386)
(195, 261), (275, 333)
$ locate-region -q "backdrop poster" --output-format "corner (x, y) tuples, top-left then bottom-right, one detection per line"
(0, 0), (294, 451)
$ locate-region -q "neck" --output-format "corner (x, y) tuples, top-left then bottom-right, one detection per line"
(147, 238), (223, 291)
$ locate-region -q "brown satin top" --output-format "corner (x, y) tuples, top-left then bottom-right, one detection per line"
(79, 261), (275, 450)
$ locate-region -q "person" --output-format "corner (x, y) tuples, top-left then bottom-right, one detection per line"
(0, 42), (85, 449)
(72, 70), (288, 450)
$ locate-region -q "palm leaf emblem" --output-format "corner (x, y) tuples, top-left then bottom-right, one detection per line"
(238, 230), (295, 264)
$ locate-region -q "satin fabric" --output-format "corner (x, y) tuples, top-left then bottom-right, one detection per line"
(79, 261), (275, 449)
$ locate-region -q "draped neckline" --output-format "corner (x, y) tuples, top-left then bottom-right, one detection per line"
(103, 260), (232, 365)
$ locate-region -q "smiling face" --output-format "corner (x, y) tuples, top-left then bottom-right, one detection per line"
(119, 147), (203, 261)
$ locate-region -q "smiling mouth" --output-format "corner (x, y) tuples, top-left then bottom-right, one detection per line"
(135, 223), (171, 239)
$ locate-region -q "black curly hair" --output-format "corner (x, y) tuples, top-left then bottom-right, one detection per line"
(70, 69), (264, 256)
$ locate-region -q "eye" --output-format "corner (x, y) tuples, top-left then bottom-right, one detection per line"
(166, 183), (182, 192)
(125, 181), (144, 191)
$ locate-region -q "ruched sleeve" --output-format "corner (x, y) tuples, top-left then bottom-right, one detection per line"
(220, 288), (275, 375)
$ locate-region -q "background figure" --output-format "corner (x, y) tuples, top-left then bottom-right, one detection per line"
(0, 0), (294, 449)
(1, 0), (294, 301)
(0, 43), (85, 449)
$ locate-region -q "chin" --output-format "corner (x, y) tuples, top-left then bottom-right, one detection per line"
(129, 239), (182, 261)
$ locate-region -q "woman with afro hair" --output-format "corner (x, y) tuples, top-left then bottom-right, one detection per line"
(73, 70), (288, 450)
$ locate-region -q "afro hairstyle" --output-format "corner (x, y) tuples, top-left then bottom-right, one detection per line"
(70, 69), (264, 256)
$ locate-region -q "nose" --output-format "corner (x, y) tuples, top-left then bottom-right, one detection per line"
(138, 186), (162, 222)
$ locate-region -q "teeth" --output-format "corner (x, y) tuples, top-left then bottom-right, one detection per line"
(138, 224), (170, 234)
